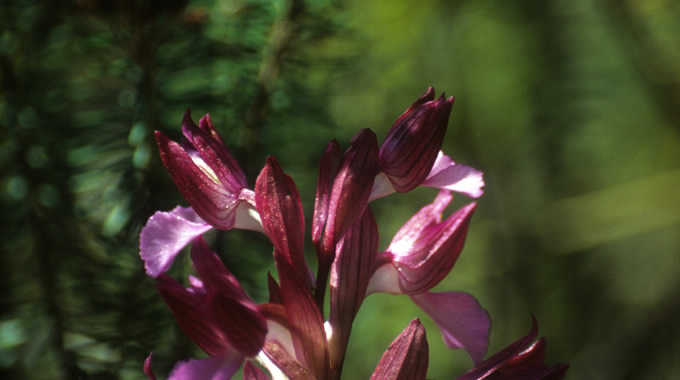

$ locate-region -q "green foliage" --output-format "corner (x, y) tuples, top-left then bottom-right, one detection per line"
(2, 0), (680, 379)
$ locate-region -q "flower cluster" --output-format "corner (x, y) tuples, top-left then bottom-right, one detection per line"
(140, 88), (568, 379)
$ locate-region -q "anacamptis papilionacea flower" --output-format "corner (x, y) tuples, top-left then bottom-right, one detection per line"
(140, 87), (568, 380)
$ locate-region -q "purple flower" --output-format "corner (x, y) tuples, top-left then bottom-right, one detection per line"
(140, 87), (567, 379)
(312, 130), (379, 303)
(378, 87), (453, 193)
(370, 87), (484, 201)
(365, 190), (490, 364)
(156, 109), (257, 230)
(144, 237), (267, 379)
(458, 317), (569, 380)
(140, 111), (264, 277)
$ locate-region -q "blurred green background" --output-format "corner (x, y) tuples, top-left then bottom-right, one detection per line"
(2, 0), (679, 378)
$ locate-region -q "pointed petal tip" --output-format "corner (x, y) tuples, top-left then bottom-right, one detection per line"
(462, 201), (478, 215)
(154, 130), (171, 145)
(181, 108), (195, 125)
(370, 318), (429, 380)
(198, 113), (213, 130)
(423, 86), (435, 99)
(144, 353), (157, 380)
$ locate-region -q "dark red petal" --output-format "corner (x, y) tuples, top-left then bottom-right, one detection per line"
(394, 87), (435, 125)
(277, 259), (329, 379)
(190, 237), (249, 301)
(379, 89), (454, 193)
(243, 362), (269, 380)
(181, 109), (247, 193)
(155, 274), (229, 357)
(312, 140), (342, 253)
(457, 316), (572, 380)
(156, 131), (240, 230)
(505, 338), (547, 368)
(393, 200), (477, 294)
(144, 353), (157, 380)
(321, 129), (379, 259)
(255, 157), (310, 287)
(188, 238), (266, 357)
(328, 207), (379, 369)
(370, 319), (429, 380)
(210, 292), (267, 357)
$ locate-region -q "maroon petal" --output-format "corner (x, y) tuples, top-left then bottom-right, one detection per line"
(277, 259), (329, 379)
(312, 140), (342, 256)
(379, 87), (454, 192)
(156, 131), (241, 230)
(210, 292), (267, 357)
(395, 87), (436, 122)
(505, 338), (547, 368)
(189, 238), (267, 357)
(370, 319), (429, 380)
(181, 109), (248, 194)
(190, 237), (250, 301)
(255, 157), (310, 287)
(155, 274), (229, 357)
(390, 193), (477, 294)
(144, 353), (157, 380)
(458, 316), (569, 380)
(244, 362), (269, 380)
(320, 129), (379, 259)
(328, 207), (379, 369)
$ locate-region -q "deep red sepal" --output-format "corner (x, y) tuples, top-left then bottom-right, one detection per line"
(312, 140), (342, 257)
(277, 258), (329, 379)
(255, 156), (310, 288)
(379, 87), (454, 193)
(155, 274), (229, 357)
(389, 193), (477, 294)
(189, 237), (267, 357)
(181, 109), (247, 194)
(328, 206), (379, 370)
(209, 291), (267, 357)
(320, 129), (379, 259)
(190, 237), (249, 301)
(155, 130), (240, 230)
(244, 361), (269, 380)
(458, 316), (569, 380)
(370, 319), (429, 380)
(144, 353), (157, 380)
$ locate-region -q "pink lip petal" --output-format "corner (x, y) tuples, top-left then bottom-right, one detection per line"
(140, 206), (212, 277)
